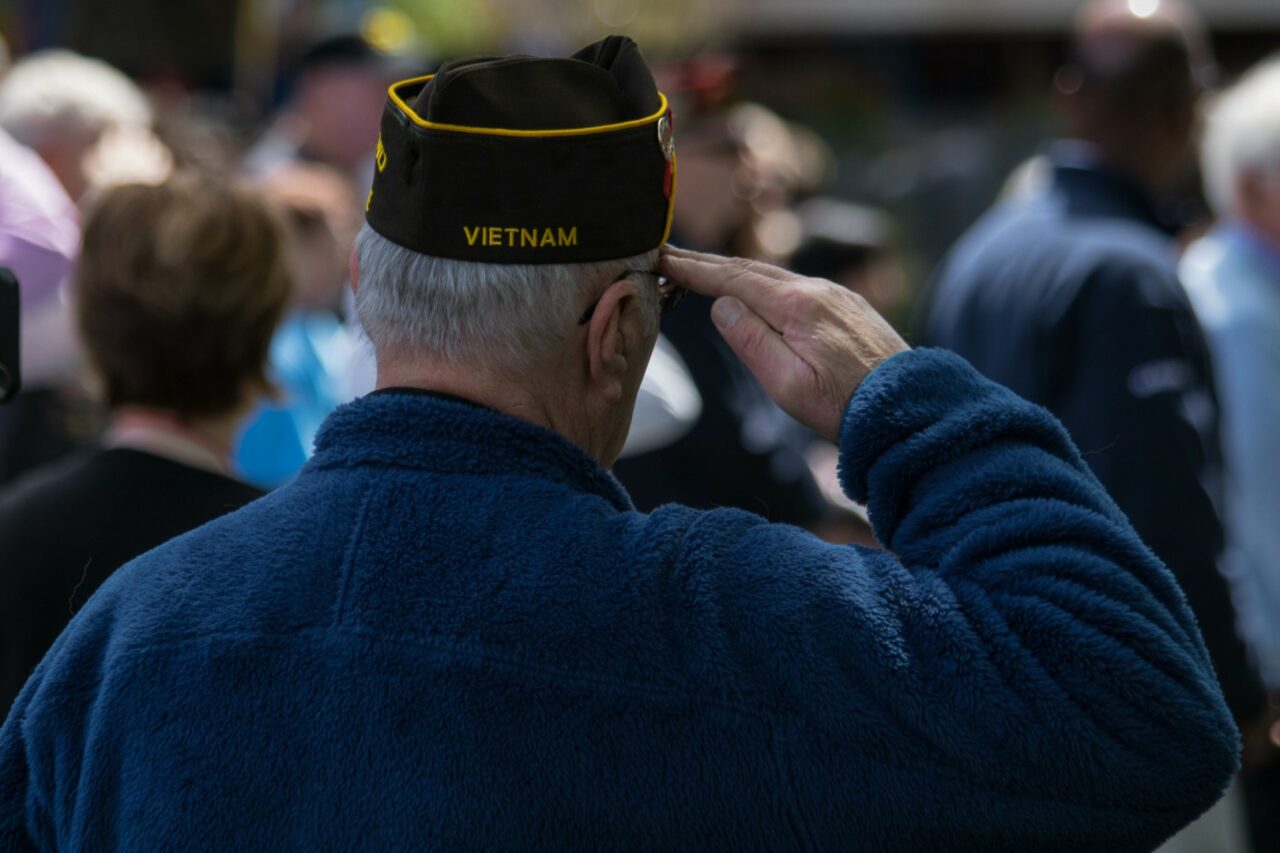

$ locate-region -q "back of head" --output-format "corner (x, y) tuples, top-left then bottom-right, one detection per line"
(1201, 55), (1280, 220)
(357, 35), (673, 372)
(0, 49), (151, 148)
(1073, 1), (1201, 104)
(1057, 0), (1209, 187)
(77, 176), (291, 418)
(292, 33), (401, 171)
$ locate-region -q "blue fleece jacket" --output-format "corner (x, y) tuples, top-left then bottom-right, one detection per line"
(0, 349), (1238, 850)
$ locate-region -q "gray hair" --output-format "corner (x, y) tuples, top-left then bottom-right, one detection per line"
(1202, 55), (1280, 217)
(0, 50), (152, 147)
(354, 225), (659, 368)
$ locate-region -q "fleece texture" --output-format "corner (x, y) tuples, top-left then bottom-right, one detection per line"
(0, 349), (1238, 851)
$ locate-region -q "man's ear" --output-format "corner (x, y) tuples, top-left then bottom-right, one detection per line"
(584, 279), (638, 404)
(348, 245), (360, 295)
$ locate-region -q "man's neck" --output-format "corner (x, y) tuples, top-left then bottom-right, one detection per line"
(374, 349), (627, 465)
(1052, 139), (1179, 235)
(377, 360), (598, 448)
(1057, 136), (1172, 193)
(378, 359), (538, 413)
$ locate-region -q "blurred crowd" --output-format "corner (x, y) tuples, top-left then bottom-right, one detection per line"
(0, 0), (1278, 849)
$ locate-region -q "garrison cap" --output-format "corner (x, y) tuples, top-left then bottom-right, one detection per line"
(364, 35), (676, 263)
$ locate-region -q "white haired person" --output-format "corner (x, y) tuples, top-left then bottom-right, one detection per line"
(0, 49), (169, 202)
(1180, 54), (1280, 851)
(0, 49), (171, 482)
(0, 37), (1238, 850)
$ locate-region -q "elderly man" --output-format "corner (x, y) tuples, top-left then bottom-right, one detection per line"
(0, 37), (1238, 850)
(1183, 55), (1280, 703)
(1180, 55), (1280, 851)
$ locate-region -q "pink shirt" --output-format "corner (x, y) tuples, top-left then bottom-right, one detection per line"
(0, 128), (79, 312)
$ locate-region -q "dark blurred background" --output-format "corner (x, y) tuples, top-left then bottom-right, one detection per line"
(4, 0), (1279, 327)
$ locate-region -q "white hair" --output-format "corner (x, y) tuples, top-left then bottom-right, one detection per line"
(354, 225), (659, 368)
(1202, 54), (1280, 217)
(0, 49), (152, 147)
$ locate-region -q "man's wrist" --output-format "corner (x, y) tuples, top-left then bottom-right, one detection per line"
(835, 348), (988, 505)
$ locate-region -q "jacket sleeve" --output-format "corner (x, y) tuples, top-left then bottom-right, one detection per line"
(1048, 261), (1265, 723)
(0, 682), (44, 851)
(677, 348), (1239, 849)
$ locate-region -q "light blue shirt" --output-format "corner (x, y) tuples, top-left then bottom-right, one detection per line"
(234, 311), (361, 488)
(1182, 223), (1280, 689)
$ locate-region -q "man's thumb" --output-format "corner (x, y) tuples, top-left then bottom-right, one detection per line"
(711, 295), (747, 331)
(710, 296), (794, 396)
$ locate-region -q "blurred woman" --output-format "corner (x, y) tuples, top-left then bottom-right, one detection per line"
(0, 176), (290, 714)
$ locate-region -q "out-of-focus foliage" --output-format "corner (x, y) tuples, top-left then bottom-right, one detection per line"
(387, 0), (735, 57)
(381, 0), (502, 56)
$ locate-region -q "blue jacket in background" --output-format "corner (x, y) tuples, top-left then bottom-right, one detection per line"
(0, 349), (1238, 850)
(924, 152), (1265, 724)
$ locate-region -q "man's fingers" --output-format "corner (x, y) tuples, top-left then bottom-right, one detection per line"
(660, 252), (759, 300)
(660, 243), (716, 262)
(660, 251), (794, 328)
(662, 244), (793, 280)
(661, 245), (909, 442)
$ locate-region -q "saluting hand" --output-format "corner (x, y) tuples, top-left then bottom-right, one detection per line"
(660, 246), (909, 443)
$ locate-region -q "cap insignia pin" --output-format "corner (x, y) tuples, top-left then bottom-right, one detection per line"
(657, 114), (675, 161)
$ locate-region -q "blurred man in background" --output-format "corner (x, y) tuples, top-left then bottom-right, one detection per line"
(925, 0), (1267, 739)
(0, 176), (289, 716)
(1180, 55), (1280, 851)
(245, 33), (406, 194)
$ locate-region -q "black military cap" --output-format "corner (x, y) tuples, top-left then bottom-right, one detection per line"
(365, 35), (676, 264)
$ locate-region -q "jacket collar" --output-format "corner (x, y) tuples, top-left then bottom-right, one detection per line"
(1048, 141), (1181, 237)
(306, 388), (635, 512)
